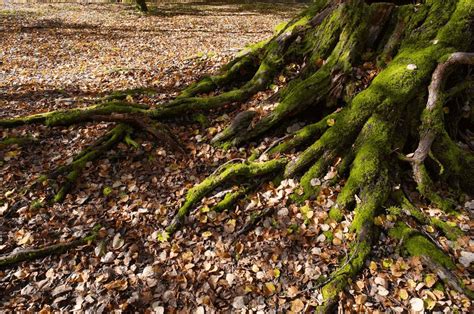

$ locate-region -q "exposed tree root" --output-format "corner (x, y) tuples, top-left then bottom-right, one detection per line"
(389, 190), (464, 241)
(0, 225), (100, 267)
(90, 113), (185, 154)
(389, 222), (474, 299)
(165, 159), (287, 235)
(408, 52), (474, 211)
(0, 136), (38, 149)
(47, 124), (130, 202)
(1, 0), (473, 310)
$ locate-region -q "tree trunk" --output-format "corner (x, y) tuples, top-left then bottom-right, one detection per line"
(1, 0), (473, 311)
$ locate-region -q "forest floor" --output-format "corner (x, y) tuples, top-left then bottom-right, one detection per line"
(0, 2), (473, 313)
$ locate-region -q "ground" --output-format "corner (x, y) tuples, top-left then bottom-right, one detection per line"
(0, 2), (473, 313)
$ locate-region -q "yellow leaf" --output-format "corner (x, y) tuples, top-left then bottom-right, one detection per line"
(264, 282), (276, 295)
(326, 118), (335, 127)
(425, 274), (437, 287)
(399, 288), (409, 300)
(355, 294), (367, 305)
(125, 95), (134, 102)
(425, 297), (436, 310)
(273, 268), (281, 278)
(369, 261), (378, 272)
(382, 258), (393, 268)
(291, 299), (305, 312)
(202, 231), (213, 238)
(374, 216), (385, 226)
(157, 231), (170, 243)
(104, 279), (128, 291)
(288, 286), (299, 297)
(6, 150), (19, 158)
(235, 242), (244, 254)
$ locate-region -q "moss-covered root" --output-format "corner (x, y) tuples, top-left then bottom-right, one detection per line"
(152, 9), (319, 120)
(389, 222), (474, 299)
(93, 113), (185, 154)
(269, 112), (339, 155)
(0, 136), (38, 149)
(50, 124), (130, 203)
(431, 129), (474, 196)
(318, 182), (389, 313)
(178, 52), (260, 99)
(317, 113), (393, 311)
(212, 186), (248, 213)
(165, 159), (287, 235)
(0, 101), (147, 128)
(389, 190), (463, 241)
(0, 225), (100, 267)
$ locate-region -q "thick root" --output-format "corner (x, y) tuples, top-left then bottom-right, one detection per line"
(178, 52), (261, 99)
(318, 181), (388, 312)
(165, 159), (287, 235)
(90, 113), (185, 154)
(389, 222), (474, 299)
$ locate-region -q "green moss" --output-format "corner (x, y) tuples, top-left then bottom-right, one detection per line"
(52, 124), (129, 202)
(212, 188), (245, 212)
(329, 206), (344, 222)
(390, 191), (463, 241)
(103, 186), (113, 197)
(193, 113), (209, 126)
(415, 163), (455, 212)
(432, 130), (474, 195)
(274, 21), (288, 34)
(389, 222), (455, 269)
(287, 224), (300, 234)
(166, 159), (287, 234)
(30, 199), (44, 210)
(45, 102), (147, 126)
(323, 230), (334, 243)
(0, 136), (37, 149)
(124, 133), (139, 149)
(435, 0), (473, 49)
